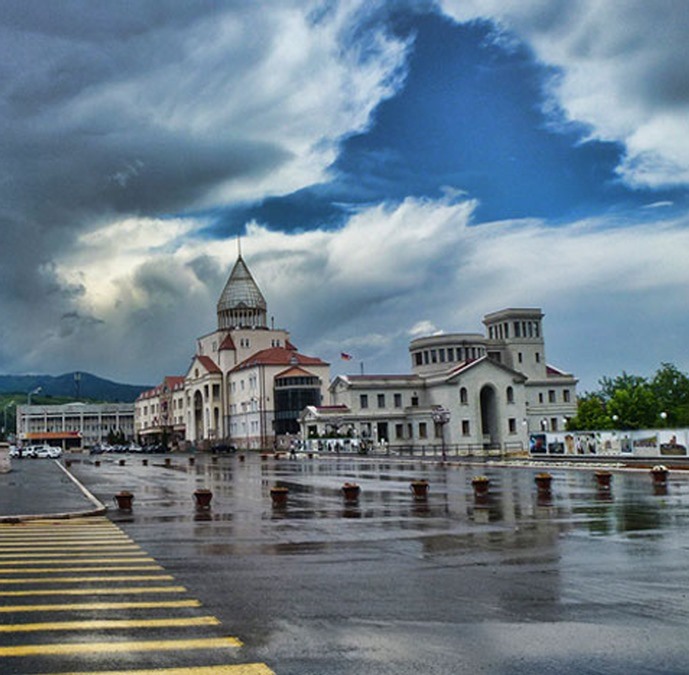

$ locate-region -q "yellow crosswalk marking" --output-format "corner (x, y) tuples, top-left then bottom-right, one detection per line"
(0, 636), (243, 656)
(0, 557), (155, 565)
(0, 586), (186, 597)
(0, 551), (149, 559)
(0, 565), (163, 573)
(0, 545), (141, 552)
(0, 575), (173, 584)
(0, 616), (220, 632)
(43, 665), (275, 675)
(0, 532), (134, 546)
(0, 518), (275, 675)
(0, 599), (201, 613)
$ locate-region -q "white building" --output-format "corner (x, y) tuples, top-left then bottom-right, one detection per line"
(300, 308), (577, 455)
(136, 249), (576, 455)
(17, 402), (135, 450)
(136, 252), (330, 449)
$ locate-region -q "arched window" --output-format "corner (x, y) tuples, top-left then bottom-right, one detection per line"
(459, 387), (468, 405)
(506, 386), (514, 404)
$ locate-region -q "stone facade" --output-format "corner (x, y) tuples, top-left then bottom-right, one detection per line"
(301, 308), (577, 455)
(136, 253), (330, 449)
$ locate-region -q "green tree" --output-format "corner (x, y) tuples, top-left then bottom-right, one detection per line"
(599, 372), (649, 400)
(607, 384), (659, 430)
(567, 393), (611, 430)
(650, 362), (689, 426)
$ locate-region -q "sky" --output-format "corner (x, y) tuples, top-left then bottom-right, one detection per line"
(1, 0), (689, 393)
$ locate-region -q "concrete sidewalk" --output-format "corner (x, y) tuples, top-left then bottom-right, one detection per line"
(0, 459), (105, 522)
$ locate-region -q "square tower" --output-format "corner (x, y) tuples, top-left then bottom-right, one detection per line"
(483, 308), (546, 380)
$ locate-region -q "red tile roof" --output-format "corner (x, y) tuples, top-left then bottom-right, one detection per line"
(231, 346), (328, 372)
(197, 355), (222, 374)
(546, 364), (569, 376)
(219, 334), (236, 351)
(137, 375), (185, 400)
(276, 366), (317, 378)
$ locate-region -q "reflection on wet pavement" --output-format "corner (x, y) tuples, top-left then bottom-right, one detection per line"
(68, 454), (689, 674)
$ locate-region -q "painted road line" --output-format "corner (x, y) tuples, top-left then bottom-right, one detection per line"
(0, 520), (117, 534)
(0, 545), (142, 552)
(0, 550), (148, 565)
(43, 665), (275, 675)
(0, 585), (187, 597)
(0, 530), (132, 544)
(0, 636), (243, 656)
(0, 616), (221, 632)
(0, 575), (174, 584)
(0, 565), (164, 573)
(0, 599), (202, 613)
(0, 557), (155, 564)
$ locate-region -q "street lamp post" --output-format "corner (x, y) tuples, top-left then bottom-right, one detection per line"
(432, 407), (451, 460)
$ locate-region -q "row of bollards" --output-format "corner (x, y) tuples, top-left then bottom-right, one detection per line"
(111, 466), (673, 511)
(113, 487), (213, 512)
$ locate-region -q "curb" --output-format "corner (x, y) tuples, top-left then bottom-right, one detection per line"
(0, 460), (107, 524)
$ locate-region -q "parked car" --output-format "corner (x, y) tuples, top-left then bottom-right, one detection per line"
(210, 443), (237, 454)
(33, 445), (62, 459)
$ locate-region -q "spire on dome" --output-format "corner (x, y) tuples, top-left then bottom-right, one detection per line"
(217, 253), (267, 330)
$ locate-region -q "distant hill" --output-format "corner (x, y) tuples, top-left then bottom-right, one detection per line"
(0, 372), (152, 403)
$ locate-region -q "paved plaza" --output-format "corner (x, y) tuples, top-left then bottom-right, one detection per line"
(66, 453), (689, 674)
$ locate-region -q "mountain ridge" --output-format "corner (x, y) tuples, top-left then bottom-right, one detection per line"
(0, 372), (152, 403)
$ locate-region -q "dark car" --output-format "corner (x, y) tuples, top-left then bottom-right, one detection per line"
(210, 443), (237, 454)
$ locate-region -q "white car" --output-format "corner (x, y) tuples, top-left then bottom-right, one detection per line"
(27, 445), (62, 459)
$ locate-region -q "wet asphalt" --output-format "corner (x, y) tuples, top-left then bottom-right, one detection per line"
(47, 452), (689, 674)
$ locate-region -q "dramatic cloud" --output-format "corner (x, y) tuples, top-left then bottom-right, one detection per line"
(1, 1), (688, 396)
(440, 0), (689, 188)
(39, 196), (689, 391)
(0, 0), (410, 381)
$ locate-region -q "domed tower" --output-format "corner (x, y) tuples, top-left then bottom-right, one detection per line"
(216, 254), (267, 330)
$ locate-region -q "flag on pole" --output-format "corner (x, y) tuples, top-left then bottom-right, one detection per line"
(340, 352), (353, 361)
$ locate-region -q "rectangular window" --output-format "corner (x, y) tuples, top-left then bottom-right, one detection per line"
(518, 352), (523, 363)
(360, 394), (368, 409)
(415, 353), (423, 366)
(423, 351), (429, 365)
(539, 393), (544, 403)
(431, 350), (437, 363)
(377, 394), (385, 408)
(411, 396), (419, 407)
(508, 418), (517, 434)
(548, 390), (556, 403)
(395, 423), (404, 439)
(446, 347), (454, 361)
(563, 390), (571, 403)
(419, 422), (427, 438)
(394, 393), (402, 408)
(407, 423), (413, 439)
(551, 417), (558, 431)
(514, 322), (521, 337)
(535, 352), (541, 363)
(462, 420), (470, 436)
(439, 349), (446, 362)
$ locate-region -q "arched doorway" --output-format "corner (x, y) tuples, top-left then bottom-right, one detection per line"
(480, 384), (499, 449)
(194, 391), (204, 442)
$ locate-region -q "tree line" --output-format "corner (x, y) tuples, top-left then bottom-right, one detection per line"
(568, 363), (689, 430)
